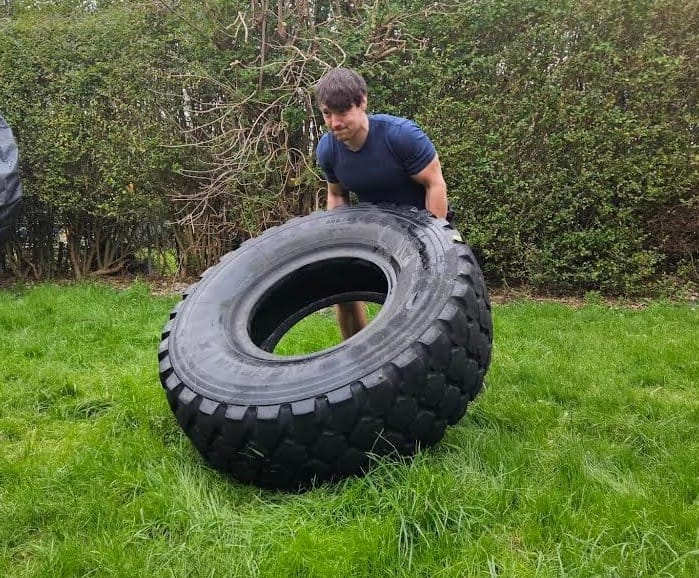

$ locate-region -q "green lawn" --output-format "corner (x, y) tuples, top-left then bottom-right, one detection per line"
(1, 282), (697, 577)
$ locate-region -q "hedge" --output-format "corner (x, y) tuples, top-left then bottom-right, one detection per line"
(0, 0), (696, 293)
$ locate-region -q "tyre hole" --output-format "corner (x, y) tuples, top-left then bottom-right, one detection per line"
(248, 257), (389, 355)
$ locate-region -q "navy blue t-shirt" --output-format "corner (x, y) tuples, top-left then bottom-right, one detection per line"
(316, 114), (436, 209)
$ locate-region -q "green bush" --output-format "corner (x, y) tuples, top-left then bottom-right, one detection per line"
(0, 2), (187, 277)
(393, 0), (697, 293)
(0, 0), (695, 293)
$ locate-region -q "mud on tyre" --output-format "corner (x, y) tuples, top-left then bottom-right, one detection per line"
(158, 204), (492, 488)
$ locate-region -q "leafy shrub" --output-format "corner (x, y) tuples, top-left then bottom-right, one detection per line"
(1, 0), (695, 293)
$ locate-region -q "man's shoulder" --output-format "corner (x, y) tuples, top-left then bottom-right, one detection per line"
(317, 131), (334, 147)
(369, 113), (411, 129)
(370, 113), (435, 173)
(316, 131), (336, 157)
(370, 114), (424, 143)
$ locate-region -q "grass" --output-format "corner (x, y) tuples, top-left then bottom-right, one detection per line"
(0, 282), (697, 577)
(275, 303), (381, 355)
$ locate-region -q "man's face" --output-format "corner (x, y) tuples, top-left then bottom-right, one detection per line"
(320, 97), (367, 145)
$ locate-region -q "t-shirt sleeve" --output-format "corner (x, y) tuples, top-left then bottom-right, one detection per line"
(386, 120), (436, 175)
(316, 133), (339, 183)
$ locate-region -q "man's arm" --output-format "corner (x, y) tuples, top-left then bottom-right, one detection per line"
(411, 154), (448, 219)
(326, 181), (350, 210)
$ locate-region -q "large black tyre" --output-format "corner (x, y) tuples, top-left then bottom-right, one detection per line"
(158, 205), (492, 488)
(0, 112), (23, 244)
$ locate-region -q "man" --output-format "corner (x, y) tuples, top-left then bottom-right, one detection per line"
(315, 67), (449, 339)
(0, 111), (22, 245)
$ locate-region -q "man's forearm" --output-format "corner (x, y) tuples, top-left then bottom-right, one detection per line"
(425, 183), (448, 219)
(327, 194), (348, 210)
(327, 183), (349, 210)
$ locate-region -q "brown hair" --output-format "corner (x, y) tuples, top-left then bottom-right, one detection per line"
(315, 68), (367, 111)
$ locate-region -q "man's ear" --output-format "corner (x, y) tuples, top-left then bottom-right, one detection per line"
(360, 95), (368, 110)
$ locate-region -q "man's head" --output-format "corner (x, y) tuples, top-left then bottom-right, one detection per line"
(315, 67), (367, 112)
(315, 68), (369, 149)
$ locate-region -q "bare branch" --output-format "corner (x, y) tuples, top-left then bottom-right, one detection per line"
(167, 0), (442, 273)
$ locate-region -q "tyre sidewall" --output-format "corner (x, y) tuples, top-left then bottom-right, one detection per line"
(169, 206), (462, 407)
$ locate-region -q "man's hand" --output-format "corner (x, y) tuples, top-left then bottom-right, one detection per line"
(327, 181), (350, 210)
